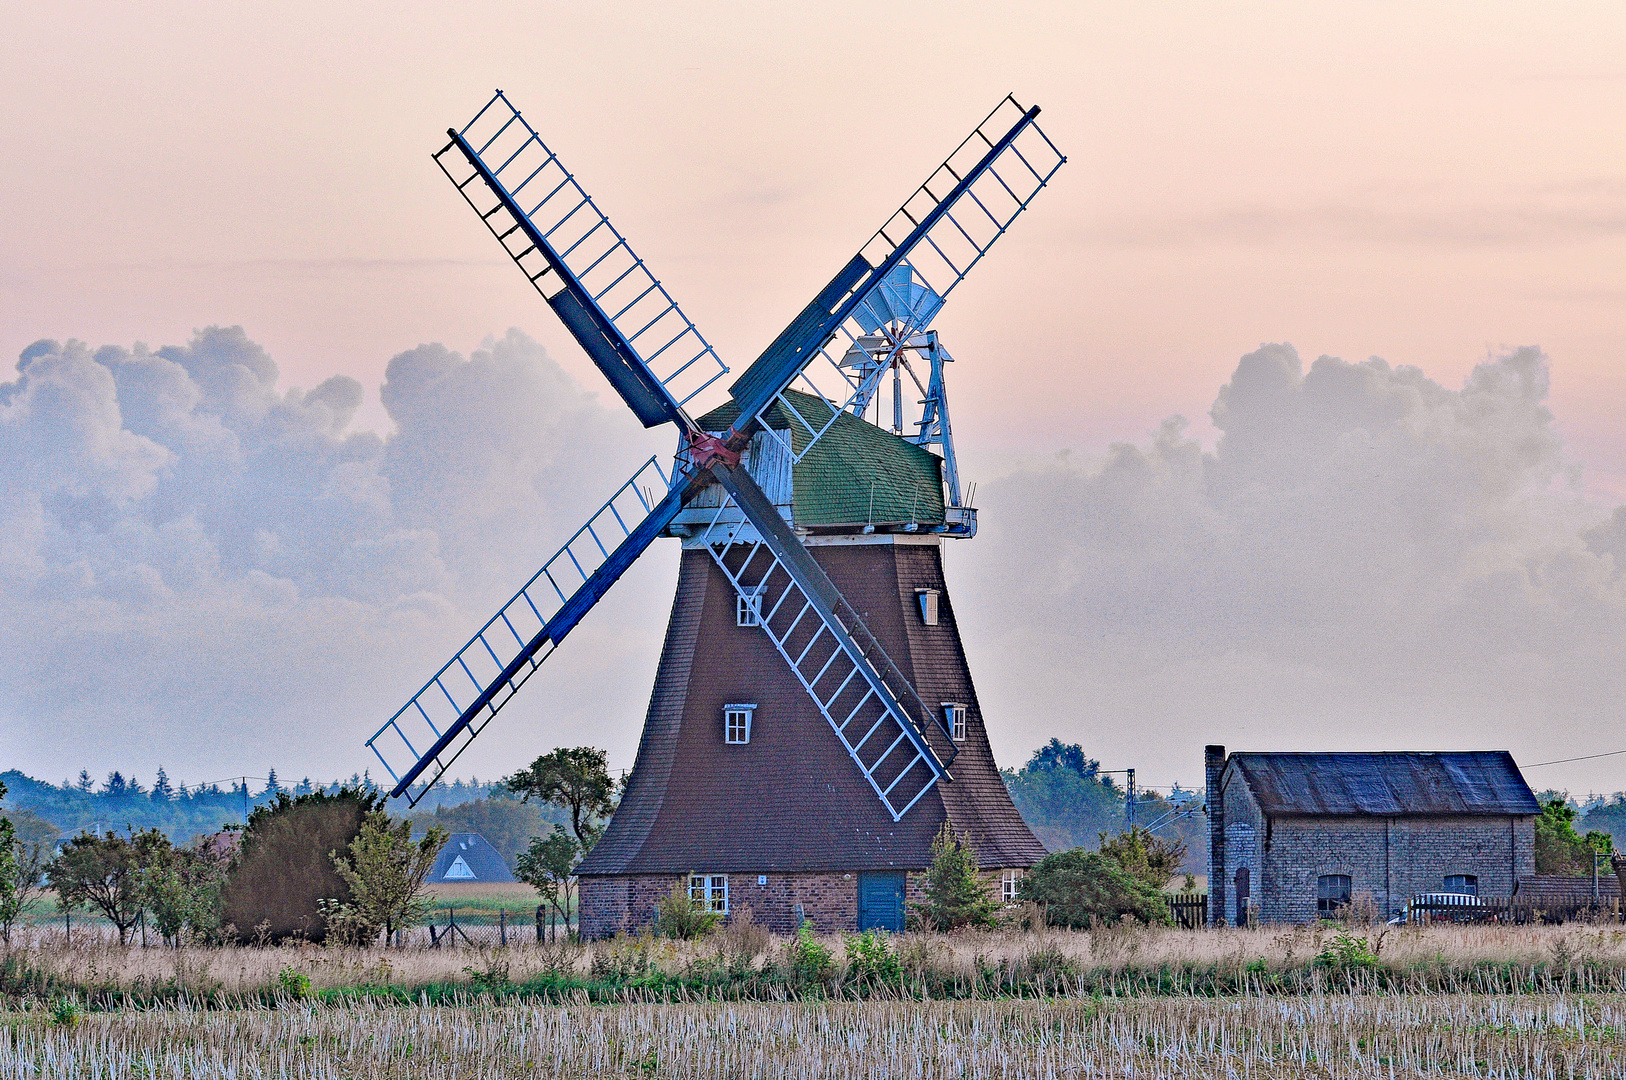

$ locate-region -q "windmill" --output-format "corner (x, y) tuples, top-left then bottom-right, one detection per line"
(367, 91), (1065, 933)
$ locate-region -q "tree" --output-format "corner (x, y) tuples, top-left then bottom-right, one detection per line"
(103, 772), (128, 797)
(151, 768), (174, 803)
(1096, 827), (1188, 889)
(1001, 742), (1125, 852)
(220, 787), (383, 943)
(911, 822), (1000, 931)
(140, 843), (228, 946)
(49, 828), (171, 944)
(326, 811), (447, 946)
(516, 825), (581, 929)
(262, 770), (281, 797)
(1017, 849), (1173, 927)
(504, 748), (615, 851)
(76, 770), (93, 793)
(1536, 798), (1612, 876)
(0, 780), (52, 942)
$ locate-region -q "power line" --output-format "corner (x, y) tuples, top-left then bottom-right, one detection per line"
(1524, 750), (1626, 768)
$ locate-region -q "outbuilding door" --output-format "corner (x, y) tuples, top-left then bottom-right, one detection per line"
(857, 871), (906, 931)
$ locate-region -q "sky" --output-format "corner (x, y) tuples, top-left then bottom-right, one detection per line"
(3, 2), (1626, 797)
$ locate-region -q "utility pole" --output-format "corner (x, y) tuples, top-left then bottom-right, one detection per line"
(1126, 768), (1136, 829)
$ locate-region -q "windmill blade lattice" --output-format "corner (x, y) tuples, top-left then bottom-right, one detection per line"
(434, 91), (729, 427)
(702, 463), (952, 821)
(726, 95), (1064, 466)
(371, 91), (1064, 817)
(366, 458), (682, 802)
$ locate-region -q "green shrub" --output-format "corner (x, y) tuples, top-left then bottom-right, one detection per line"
(50, 997), (82, 1027)
(276, 966), (312, 999)
(843, 930), (902, 986)
(654, 880), (721, 940)
(912, 823), (1000, 931)
(1017, 849), (1173, 928)
(787, 922), (834, 983)
(1313, 932), (1378, 971)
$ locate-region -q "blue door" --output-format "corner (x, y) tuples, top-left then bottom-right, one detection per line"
(857, 871), (906, 931)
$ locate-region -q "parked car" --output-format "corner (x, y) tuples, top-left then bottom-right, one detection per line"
(1389, 892), (1490, 925)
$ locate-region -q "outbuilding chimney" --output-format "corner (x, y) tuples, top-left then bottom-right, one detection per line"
(1205, 744), (1226, 927)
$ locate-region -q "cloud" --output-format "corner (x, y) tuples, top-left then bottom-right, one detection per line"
(9, 328), (1626, 795)
(957, 344), (1626, 789)
(0, 327), (666, 783)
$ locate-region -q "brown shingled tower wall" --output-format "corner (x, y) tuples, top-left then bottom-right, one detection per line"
(577, 539), (1045, 936)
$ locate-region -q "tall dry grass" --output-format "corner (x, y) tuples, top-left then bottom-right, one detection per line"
(4, 995), (1626, 1078)
(10, 920), (1626, 1005)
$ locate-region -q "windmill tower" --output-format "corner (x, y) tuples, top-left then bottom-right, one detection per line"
(366, 92), (1065, 934)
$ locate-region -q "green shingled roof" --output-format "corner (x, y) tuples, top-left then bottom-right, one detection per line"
(697, 390), (945, 527)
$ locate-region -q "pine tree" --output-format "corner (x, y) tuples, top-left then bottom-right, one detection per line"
(262, 769), (281, 797)
(911, 822), (1000, 931)
(76, 770), (93, 793)
(151, 767), (174, 803)
(103, 771), (128, 797)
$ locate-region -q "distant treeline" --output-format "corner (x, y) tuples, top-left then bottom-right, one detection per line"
(0, 768), (506, 846)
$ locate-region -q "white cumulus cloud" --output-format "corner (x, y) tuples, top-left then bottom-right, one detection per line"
(956, 344), (1626, 792)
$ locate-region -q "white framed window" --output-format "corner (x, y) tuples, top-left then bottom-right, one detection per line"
(1000, 868), (1022, 902)
(724, 704), (754, 744)
(943, 702), (966, 742)
(736, 585), (766, 627)
(689, 873), (728, 913)
(915, 588), (940, 626)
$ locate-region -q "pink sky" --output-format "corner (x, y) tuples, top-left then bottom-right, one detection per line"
(5, 2), (1626, 792)
(7, 3), (1623, 486)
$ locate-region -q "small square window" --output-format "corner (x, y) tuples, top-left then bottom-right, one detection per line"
(916, 589), (940, 626)
(689, 873), (728, 913)
(736, 585), (766, 627)
(1444, 874), (1478, 896)
(942, 703), (966, 742)
(1000, 868), (1022, 902)
(1317, 874), (1352, 918)
(724, 704), (754, 744)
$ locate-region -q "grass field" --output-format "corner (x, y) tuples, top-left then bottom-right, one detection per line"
(4, 994), (1624, 1077)
(11, 920), (1626, 1004)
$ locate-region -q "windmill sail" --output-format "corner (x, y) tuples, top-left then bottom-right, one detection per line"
(434, 91), (729, 427)
(367, 458), (685, 801)
(726, 95), (1064, 464)
(703, 461), (953, 821)
(376, 91), (1062, 817)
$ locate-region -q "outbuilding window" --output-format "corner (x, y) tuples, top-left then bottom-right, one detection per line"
(1317, 874), (1352, 918)
(724, 704), (754, 744)
(1443, 874), (1478, 896)
(942, 703), (966, 742)
(916, 589), (940, 626)
(689, 874), (728, 913)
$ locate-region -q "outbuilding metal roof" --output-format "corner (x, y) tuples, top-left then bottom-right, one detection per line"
(1228, 752), (1538, 817)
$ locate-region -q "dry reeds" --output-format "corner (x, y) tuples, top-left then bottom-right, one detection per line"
(11, 920), (1626, 1006)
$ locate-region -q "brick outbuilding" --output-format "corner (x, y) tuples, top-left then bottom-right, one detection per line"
(1205, 746), (1538, 925)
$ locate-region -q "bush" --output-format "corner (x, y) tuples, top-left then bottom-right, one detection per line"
(1096, 827), (1187, 889)
(787, 922), (834, 983)
(912, 823), (1000, 931)
(221, 787), (383, 944)
(843, 930), (901, 986)
(1017, 849), (1173, 928)
(654, 880), (721, 940)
